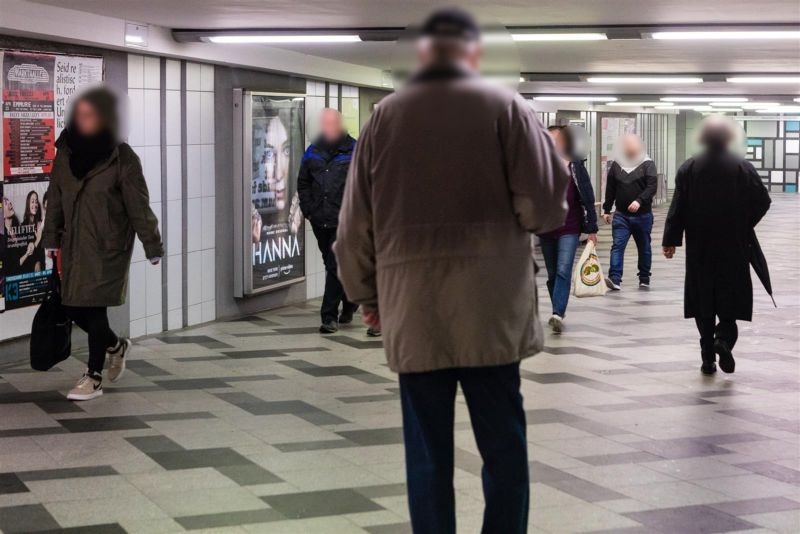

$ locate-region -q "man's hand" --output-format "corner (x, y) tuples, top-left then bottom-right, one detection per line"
(149, 257), (161, 266)
(602, 213), (612, 224)
(663, 246), (675, 259)
(362, 306), (381, 329)
(587, 233), (597, 244)
(628, 200), (641, 213)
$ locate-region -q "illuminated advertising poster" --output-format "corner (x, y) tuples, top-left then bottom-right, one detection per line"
(0, 50), (102, 311)
(249, 94), (305, 293)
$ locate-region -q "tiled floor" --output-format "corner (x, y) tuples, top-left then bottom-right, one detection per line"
(0, 196), (798, 533)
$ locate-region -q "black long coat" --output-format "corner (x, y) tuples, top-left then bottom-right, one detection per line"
(662, 151), (771, 320)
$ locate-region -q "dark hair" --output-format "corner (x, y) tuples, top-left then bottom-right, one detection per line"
(546, 125), (574, 157)
(23, 190), (42, 226)
(420, 7), (480, 41)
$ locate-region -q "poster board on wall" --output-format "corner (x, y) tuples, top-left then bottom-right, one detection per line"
(233, 90), (306, 297)
(0, 49), (103, 312)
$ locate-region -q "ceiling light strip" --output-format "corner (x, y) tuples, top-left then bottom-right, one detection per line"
(587, 77), (704, 84)
(512, 33), (607, 42)
(532, 96), (618, 102)
(652, 31), (800, 40)
(208, 35), (362, 44)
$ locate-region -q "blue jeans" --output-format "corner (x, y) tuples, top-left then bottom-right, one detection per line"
(539, 233), (580, 317)
(609, 212), (653, 285)
(399, 363), (529, 534)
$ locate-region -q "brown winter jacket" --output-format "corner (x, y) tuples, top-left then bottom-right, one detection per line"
(42, 138), (163, 307)
(334, 69), (569, 373)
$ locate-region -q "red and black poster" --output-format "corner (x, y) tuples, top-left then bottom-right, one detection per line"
(0, 50), (103, 311)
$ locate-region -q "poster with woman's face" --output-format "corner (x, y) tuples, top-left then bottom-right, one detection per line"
(249, 95), (305, 292)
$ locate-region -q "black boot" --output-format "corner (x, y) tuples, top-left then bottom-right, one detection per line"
(701, 352), (717, 375)
(714, 339), (735, 374)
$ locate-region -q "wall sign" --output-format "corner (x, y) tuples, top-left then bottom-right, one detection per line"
(0, 49), (103, 312)
(233, 90), (306, 296)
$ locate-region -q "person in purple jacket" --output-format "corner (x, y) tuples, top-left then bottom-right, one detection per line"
(537, 125), (598, 334)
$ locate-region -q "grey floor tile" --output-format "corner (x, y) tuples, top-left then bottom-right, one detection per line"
(175, 508), (284, 530)
(625, 505), (758, 533)
(0, 504), (61, 532)
(146, 447), (253, 470)
(0, 472), (29, 494)
(263, 489), (384, 519)
(56, 416), (150, 433)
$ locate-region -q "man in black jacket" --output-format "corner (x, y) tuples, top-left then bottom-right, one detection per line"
(297, 109), (362, 334)
(602, 135), (658, 290)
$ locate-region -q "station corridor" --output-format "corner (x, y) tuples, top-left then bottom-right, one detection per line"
(0, 197), (797, 533)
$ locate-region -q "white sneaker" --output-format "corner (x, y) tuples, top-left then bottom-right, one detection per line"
(67, 372), (103, 401)
(605, 278), (621, 291)
(548, 314), (564, 334)
(107, 338), (131, 383)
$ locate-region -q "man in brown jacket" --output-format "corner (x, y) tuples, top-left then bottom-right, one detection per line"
(334, 9), (569, 534)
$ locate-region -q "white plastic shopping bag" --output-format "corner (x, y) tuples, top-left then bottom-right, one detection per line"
(573, 240), (608, 298)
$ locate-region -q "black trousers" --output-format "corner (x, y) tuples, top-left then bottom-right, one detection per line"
(312, 225), (357, 323)
(399, 363), (529, 534)
(63, 306), (118, 374)
(695, 316), (738, 358)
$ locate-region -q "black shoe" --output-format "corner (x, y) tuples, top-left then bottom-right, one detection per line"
(639, 279), (650, 289)
(319, 321), (339, 334)
(714, 339), (735, 374)
(605, 278), (621, 291)
(701, 353), (717, 375)
(366, 327), (382, 337)
(338, 309), (356, 325)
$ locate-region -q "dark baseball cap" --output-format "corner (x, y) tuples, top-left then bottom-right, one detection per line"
(420, 8), (480, 41)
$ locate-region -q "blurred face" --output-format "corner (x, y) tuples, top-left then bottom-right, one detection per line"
(622, 136), (643, 160)
(548, 129), (567, 159)
(319, 109), (344, 144)
(73, 99), (103, 136)
(263, 117), (290, 211)
(28, 192), (39, 216)
(416, 37), (481, 71)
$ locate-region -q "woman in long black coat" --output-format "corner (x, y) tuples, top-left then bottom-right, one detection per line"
(662, 117), (771, 375)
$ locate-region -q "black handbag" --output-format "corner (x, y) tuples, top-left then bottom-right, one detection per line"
(30, 263), (72, 371)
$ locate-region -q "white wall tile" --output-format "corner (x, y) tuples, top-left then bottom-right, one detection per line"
(143, 56), (160, 89)
(127, 89), (144, 146)
(130, 317), (147, 339)
(145, 262), (162, 317)
(143, 145), (161, 204)
(165, 90), (182, 146)
(166, 145), (182, 201)
(146, 313), (163, 335)
(187, 304), (202, 326)
(186, 145), (202, 199)
(143, 89), (160, 147)
(200, 92), (215, 145)
(186, 251), (202, 306)
(167, 308), (183, 330)
(127, 54), (144, 89)
(132, 237), (145, 264)
(166, 60), (181, 90)
(200, 145), (215, 198)
(166, 199), (182, 255)
(201, 248), (215, 302)
(129, 261), (146, 320)
(200, 64), (214, 92)
(201, 299), (215, 322)
(186, 91), (201, 145)
(201, 196), (215, 250)
(186, 63), (201, 91)
(186, 198), (202, 252)
(167, 255), (182, 311)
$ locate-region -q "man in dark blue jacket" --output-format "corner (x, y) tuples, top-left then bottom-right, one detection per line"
(297, 109), (363, 334)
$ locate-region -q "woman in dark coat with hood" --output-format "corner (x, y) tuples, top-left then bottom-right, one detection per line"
(42, 87), (163, 401)
(662, 116), (770, 375)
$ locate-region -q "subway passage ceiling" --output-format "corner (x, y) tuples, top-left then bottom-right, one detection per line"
(33, 0), (800, 95)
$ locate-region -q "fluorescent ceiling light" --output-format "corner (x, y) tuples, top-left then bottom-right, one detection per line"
(512, 32), (607, 42)
(661, 97), (748, 102)
(655, 105), (712, 110)
(125, 34), (144, 44)
(794, 98), (800, 103)
(727, 76), (800, 84)
(739, 102), (780, 109)
(208, 34), (361, 43)
(587, 76), (703, 84)
(703, 108), (742, 112)
(652, 31), (800, 40)
(607, 102), (670, 106)
(532, 96), (618, 102)
(757, 106), (800, 113)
